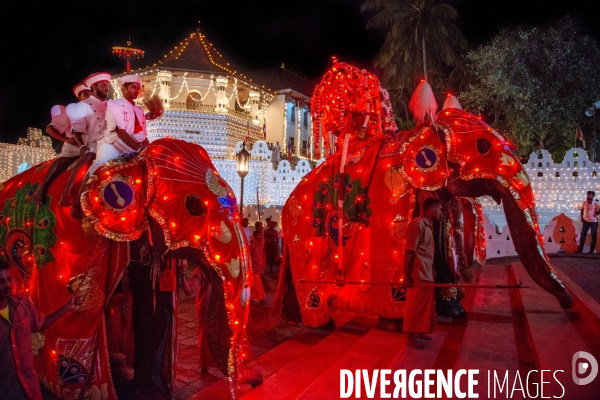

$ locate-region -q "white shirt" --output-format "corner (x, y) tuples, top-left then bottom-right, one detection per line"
(69, 95), (107, 150)
(100, 97), (147, 153)
(582, 200), (600, 223)
(242, 226), (252, 244)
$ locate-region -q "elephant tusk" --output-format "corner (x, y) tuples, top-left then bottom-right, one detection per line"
(109, 183), (126, 207)
(298, 279), (528, 289)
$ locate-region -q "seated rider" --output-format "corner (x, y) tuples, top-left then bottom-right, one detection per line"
(87, 74), (161, 177)
(32, 84), (91, 205)
(59, 72), (111, 218)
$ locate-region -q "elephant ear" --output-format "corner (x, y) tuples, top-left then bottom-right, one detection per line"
(397, 126), (448, 191)
(81, 157), (147, 241)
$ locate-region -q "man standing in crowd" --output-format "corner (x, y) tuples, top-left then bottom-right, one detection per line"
(0, 262), (77, 400)
(242, 218), (252, 244)
(264, 220), (281, 274)
(402, 198), (442, 349)
(577, 190), (600, 254)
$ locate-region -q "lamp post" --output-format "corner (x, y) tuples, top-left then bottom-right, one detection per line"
(236, 142), (251, 214)
(585, 100), (600, 163)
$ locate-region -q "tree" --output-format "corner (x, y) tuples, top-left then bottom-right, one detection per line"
(460, 18), (600, 161)
(361, 0), (467, 86)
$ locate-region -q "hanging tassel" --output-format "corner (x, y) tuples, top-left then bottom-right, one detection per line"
(408, 80), (438, 124)
(442, 94), (462, 110)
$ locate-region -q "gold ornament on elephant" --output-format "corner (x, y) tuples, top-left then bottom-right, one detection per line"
(384, 168), (408, 205)
(225, 258), (240, 278)
(31, 332), (45, 359)
(389, 214), (407, 246)
(211, 220), (232, 244)
(81, 218), (98, 238)
(68, 273), (104, 319)
(292, 240), (311, 264)
(206, 170), (227, 197)
(287, 196), (303, 226)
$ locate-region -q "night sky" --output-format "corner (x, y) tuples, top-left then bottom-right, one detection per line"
(0, 0), (598, 144)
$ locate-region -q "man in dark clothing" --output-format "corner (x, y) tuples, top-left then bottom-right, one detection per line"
(0, 262), (76, 399)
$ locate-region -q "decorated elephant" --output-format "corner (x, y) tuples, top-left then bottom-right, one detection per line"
(274, 62), (573, 329)
(0, 138), (258, 399)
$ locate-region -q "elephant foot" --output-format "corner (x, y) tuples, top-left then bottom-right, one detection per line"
(238, 365), (263, 389)
(459, 267), (477, 283)
(559, 291), (574, 310)
(199, 369), (219, 382)
(377, 317), (403, 331)
(315, 317), (335, 331)
(436, 300), (465, 318)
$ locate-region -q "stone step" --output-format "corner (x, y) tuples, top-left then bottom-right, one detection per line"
(240, 311), (379, 400)
(237, 262), (600, 399)
(512, 262), (600, 399)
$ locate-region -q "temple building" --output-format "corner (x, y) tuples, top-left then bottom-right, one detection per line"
(480, 147), (600, 231)
(109, 27), (317, 205)
(0, 128), (57, 183)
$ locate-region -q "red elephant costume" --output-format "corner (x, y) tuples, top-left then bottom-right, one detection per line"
(0, 138), (253, 399)
(273, 61), (567, 328)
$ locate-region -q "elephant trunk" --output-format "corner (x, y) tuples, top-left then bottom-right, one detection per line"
(500, 186), (573, 309)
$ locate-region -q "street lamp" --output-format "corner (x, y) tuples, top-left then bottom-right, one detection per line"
(585, 100), (600, 163)
(236, 142), (251, 213)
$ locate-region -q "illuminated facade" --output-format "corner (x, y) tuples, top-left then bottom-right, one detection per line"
(481, 147), (600, 230)
(109, 28), (317, 205)
(0, 128), (57, 182)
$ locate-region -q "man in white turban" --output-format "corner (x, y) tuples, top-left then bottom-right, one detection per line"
(87, 74), (161, 176)
(32, 81), (92, 204)
(59, 72), (111, 218)
(72, 83), (91, 101)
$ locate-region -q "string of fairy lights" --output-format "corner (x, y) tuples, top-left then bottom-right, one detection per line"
(479, 148), (599, 213)
(110, 71), (271, 124)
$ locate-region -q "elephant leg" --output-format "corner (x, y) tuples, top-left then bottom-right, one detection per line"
(432, 211), (465, 318)
(128, 263), (172, 399)
(206, 267), (234, 376)
(282, 262), (303, 326)
(449, 197), (475, 283)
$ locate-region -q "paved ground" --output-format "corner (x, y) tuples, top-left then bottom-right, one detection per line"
(42, 254), (600, 399)
(170, 255), (600, 400)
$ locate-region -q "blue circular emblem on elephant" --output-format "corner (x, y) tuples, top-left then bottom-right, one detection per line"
(415, 148), (437, 169)
(103, 181), (134, 210)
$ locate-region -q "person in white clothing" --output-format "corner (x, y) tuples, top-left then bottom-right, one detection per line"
(274, 141), (281, 162)
(576, 191), (600, 254)
(242, 218), (252, 244)
(60, 72), (111, 218)
(88, 74), (161, 177)
(73, 83), (91, 101)
(33, 83), (91, 204)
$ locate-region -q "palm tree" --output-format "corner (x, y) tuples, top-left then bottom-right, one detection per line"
(361, 0), (467, 85)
